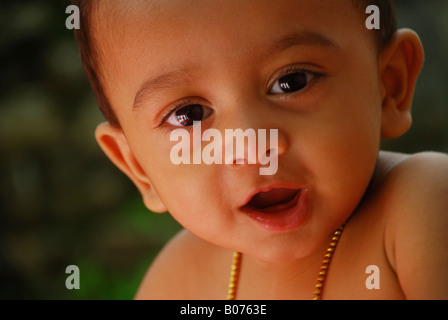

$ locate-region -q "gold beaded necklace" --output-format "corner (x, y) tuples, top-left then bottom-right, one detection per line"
(227, 223), (346, 300)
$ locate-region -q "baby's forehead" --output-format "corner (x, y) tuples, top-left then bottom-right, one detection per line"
(93, 0), (365, 49)
(95, 0), (193, 26)
(92, 0), (372, 103)
(94, 0), (362, 29)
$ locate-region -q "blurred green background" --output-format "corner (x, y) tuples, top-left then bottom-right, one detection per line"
(0, 1), (447, 299)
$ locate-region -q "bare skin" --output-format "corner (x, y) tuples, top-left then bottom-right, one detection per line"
(136, 151), (448, 300)
(85, 0), (448, 299)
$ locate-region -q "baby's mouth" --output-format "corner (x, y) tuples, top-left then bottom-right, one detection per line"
(240, 187), (309, 232)
(243, 188), (301, 213)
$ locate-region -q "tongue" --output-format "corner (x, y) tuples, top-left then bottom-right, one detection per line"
(248, 188), (299, 209)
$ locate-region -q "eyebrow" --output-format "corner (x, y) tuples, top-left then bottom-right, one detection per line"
(133, 30), (340, 110)
(133, 68), (200, 110)
(263, 30), (341, 57)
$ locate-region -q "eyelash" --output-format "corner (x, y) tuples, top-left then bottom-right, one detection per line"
(156, 65), (326, 130)
(268, 65), (325, 95)
(157, 99), (206, 131)
(159, 100), (190, 126)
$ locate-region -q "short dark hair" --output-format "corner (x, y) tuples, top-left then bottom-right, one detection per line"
(73, 1), (119, 126)
(73, 0), (397, 127)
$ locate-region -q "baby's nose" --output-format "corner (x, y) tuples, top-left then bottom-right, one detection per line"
(224, 128), (287, 169)
(223, 128), (257, 165)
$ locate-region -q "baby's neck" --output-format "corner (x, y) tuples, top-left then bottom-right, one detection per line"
(235, 233), (334, 299)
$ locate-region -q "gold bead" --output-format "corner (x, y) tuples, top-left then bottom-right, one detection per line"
(310, 222), (346, 300)
(227, 252), (242, 300)
(228, 223), (346, 301)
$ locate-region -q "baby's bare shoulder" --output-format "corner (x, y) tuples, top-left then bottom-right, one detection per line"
(374, 151), (448, 198)
(134, 229), (231, 300)
(387, 151), (448, 183)
(379, 151), (448, 299)
(379, 151), (448, 212)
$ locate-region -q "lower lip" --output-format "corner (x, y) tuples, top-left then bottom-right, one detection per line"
(241, 189), (309, 232)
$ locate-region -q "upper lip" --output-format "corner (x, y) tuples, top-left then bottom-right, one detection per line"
(239, 183), (303, 210)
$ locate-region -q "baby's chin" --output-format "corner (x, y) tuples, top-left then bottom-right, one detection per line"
(228, 232), (328, 265)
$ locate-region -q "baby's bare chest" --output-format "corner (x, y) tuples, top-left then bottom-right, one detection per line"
(322, 212), (405, 299)
(322, 247), (405, 299)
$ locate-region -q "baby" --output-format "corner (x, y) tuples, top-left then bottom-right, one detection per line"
(73, 0), (448, 299)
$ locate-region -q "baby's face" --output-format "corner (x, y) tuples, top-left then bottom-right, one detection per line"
(96, 0), (383, 262)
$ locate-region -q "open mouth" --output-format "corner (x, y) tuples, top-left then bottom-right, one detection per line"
(245, 188), (300, 213)
(240, 187), (309, 231)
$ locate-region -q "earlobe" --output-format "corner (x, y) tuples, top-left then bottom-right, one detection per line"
(95, 122), (167, 213)
(379, 29), (424, 139)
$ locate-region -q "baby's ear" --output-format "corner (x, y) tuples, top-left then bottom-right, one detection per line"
(379, 28), (424, 139)
(95, 122), (167, 213)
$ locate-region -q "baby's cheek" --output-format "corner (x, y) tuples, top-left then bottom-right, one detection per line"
(154, 164), (217, 205)
(311, 133), (377, 213)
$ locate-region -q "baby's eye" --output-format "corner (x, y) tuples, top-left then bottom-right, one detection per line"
(165, 104), (213, 127)
(269, 71), (316, 95)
